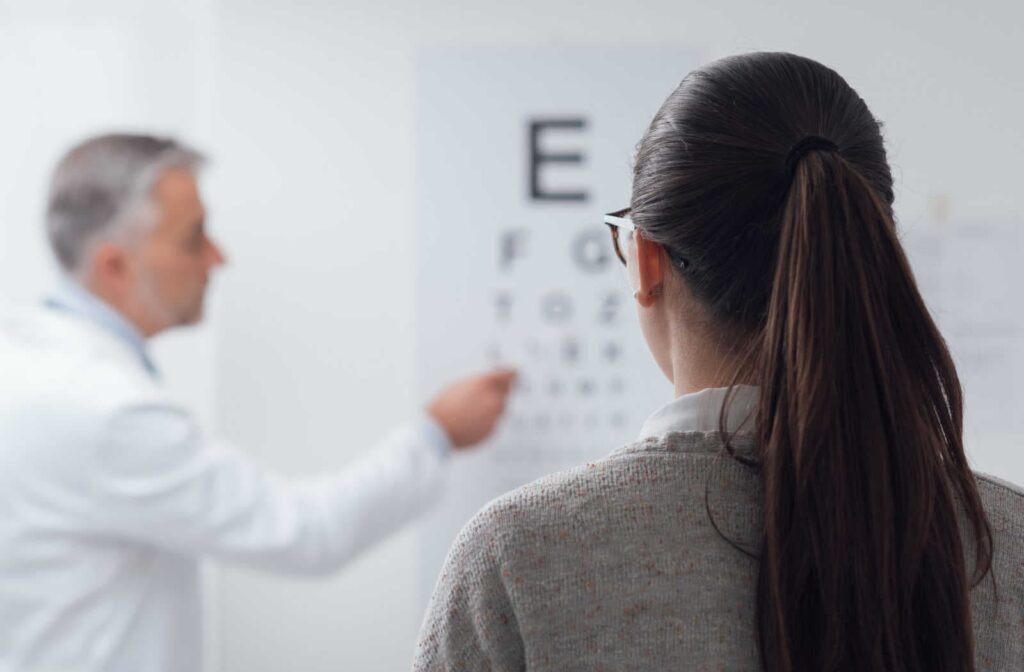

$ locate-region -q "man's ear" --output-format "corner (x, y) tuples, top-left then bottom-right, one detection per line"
(87, 243), (131, 290)
(634, 232), (665, 308)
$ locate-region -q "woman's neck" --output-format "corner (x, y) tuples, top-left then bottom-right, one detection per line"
(669, 324), (755, 397)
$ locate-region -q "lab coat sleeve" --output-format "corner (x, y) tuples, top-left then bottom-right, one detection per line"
(83, 401), (450, 574)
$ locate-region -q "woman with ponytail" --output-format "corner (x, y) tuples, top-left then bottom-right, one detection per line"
(415, 52), (1023, 672)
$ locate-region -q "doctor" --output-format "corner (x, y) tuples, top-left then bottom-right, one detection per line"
(0, 133), (516, 672)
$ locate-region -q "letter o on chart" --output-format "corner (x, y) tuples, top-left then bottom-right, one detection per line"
(542, 292), (573, 324)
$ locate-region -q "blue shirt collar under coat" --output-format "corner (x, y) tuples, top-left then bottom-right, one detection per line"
(43, 277), (158, 378)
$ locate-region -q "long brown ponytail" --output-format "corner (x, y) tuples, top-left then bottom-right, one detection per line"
(631, 53), (993, 671)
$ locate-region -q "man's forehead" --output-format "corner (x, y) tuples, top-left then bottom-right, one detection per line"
(148, 169), (205, 239)
(153, 167), (202, 202)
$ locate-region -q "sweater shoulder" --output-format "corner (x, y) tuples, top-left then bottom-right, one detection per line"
(463, 432), (757, 554)
(975, 472), (1024, 544)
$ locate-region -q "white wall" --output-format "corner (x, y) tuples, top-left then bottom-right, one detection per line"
(1, 1), (1022, 670)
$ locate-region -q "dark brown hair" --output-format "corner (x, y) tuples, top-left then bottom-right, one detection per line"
(631, 52), (993, 672)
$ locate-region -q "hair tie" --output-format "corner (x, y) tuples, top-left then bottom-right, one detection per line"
(784, 136), (839, 176)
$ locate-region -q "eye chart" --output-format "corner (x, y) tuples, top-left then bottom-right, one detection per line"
(415, 48), (693, 599)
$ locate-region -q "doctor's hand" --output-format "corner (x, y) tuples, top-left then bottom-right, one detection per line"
(426, 368), (518, 450)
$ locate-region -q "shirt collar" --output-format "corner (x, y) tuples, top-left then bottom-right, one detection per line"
(43, 277), (158, 378)
(638, 384), (759, 439)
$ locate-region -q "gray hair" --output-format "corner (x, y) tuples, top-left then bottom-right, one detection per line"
(46, 133), (206, 273)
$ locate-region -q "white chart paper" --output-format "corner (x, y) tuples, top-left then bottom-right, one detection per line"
(902, 215), (1024, 465)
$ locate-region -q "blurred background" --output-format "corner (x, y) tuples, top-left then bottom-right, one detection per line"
(1, 0), (1022, 670)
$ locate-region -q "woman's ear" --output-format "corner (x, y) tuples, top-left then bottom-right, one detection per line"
(633, 232), (665, 308)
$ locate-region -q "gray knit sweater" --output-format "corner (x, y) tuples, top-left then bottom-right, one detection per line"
(414, 432), (1024, 671)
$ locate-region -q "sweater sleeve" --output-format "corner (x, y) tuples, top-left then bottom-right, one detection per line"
(414, 503), (526, 671)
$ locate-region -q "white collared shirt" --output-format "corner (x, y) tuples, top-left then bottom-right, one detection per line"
(0, 296), (451, 672)
(638, 385), (759, 439)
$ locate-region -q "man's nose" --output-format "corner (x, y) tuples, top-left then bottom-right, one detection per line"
(206, 238), (227, 267)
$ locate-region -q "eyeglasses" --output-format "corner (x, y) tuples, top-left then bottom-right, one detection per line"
(603, 208), (634, 266)
(603, 208), (689, 270)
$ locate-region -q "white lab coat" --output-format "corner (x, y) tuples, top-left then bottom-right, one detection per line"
(0, 301), (449, 672)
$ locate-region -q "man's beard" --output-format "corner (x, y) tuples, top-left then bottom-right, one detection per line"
(136, 271), (203, 330)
